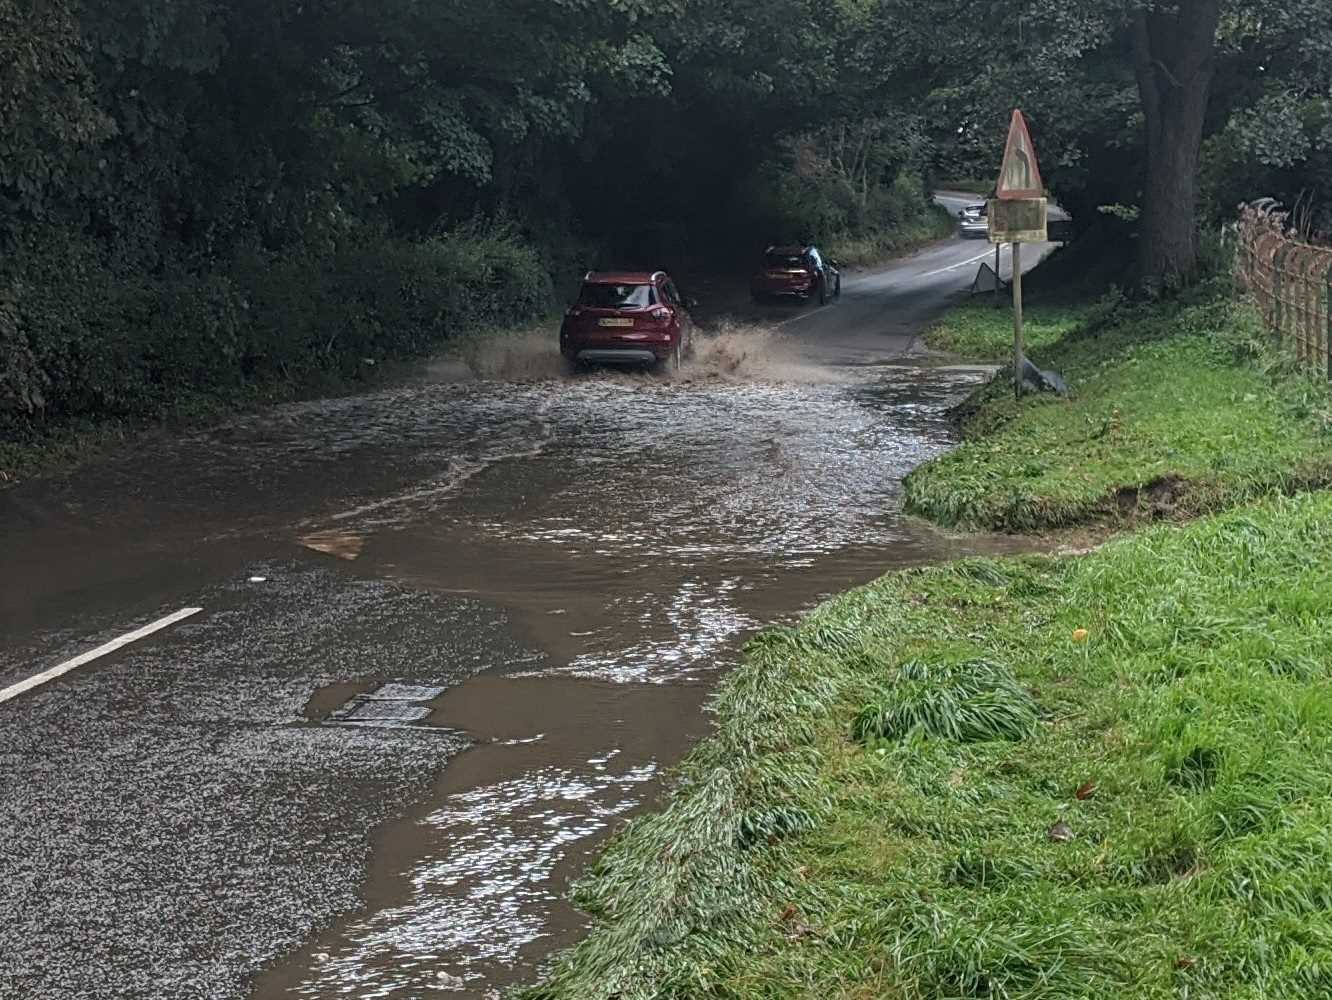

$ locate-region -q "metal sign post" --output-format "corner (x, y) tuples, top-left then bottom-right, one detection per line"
(1012, 243), (1023, 395)
(988, 110), (1047, 397)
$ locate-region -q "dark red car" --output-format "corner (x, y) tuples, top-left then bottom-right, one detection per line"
(750, 245), (841, 304)
(560, 271), (695, 370)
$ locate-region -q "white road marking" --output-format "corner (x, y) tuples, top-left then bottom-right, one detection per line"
(920, 246), (1005, 278)
(0, 607), (203, 706)
(779, 307), (827, 328)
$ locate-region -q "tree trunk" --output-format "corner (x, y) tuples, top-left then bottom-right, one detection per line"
(1132, 0), (1221, 286)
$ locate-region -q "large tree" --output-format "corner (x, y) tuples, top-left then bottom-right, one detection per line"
(1133, 0), (1222, 284)
(888, 0), (1332, 284)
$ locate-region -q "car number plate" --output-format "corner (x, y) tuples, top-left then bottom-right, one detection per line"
(598, 318), (634, 327)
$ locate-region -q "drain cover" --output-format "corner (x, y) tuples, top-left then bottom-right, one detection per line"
(363, 683), (445, 702)
(334, 701), (432, 723)
(325, 682), (447, 730)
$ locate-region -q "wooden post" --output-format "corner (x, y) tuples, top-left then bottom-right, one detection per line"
(994, 243), (1001, 301)
(1013, 241), (1024, 398)
(1325, 260), (1332, 381)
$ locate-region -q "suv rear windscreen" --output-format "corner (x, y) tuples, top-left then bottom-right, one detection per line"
(579, 283), (655, 308)
(765, 253), (806, 269)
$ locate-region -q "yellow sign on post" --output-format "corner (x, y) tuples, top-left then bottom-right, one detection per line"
(988, 197), (1048, 245)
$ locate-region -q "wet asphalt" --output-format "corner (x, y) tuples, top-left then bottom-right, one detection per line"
(1, 204), (1054, 999)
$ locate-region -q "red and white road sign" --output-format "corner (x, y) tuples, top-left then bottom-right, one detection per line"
(996, 110), (1043, 200)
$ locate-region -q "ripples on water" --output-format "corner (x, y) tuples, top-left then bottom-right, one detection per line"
(290, 754), (659, 998)
(251, 340), (1013, 998)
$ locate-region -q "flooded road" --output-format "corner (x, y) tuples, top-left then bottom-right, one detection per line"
(0, 214), (1052, 999)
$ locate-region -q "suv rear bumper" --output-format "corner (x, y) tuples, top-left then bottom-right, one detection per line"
(572, 347), (662, 366)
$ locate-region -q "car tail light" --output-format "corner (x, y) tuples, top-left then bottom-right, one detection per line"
(648, 307), (671, 325)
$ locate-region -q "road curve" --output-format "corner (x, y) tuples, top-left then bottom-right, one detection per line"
(718, 192), (1055, 365)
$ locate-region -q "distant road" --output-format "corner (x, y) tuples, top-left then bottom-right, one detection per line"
(731, 191), (1061, 364)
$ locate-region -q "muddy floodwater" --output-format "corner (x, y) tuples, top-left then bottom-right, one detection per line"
(245, 335), (1025, 998)
(0, 256), (1046, 1000)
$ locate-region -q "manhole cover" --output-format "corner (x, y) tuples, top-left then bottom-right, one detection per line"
(323, 682), (448, 730)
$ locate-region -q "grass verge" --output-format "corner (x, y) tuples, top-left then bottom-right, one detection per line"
(524, 491), (1332, 999)
(905, 291), (1332, 531)
(828, 205), (957, 269)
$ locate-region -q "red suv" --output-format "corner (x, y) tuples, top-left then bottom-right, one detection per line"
(560, 271), (695, 370)
(750, 245), (841, 304)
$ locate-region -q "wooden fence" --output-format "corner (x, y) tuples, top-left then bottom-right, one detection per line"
(1236, 200), (1332, 379)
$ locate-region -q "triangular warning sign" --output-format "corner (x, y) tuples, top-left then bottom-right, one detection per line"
(996, 110), (1043, 200)
(970, 261), (1005, 295)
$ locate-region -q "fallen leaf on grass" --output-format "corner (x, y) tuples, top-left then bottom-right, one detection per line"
(1075, 781), (1097, 800)
(777, 903), (821, 941)
(1048, 820), (1075, 842)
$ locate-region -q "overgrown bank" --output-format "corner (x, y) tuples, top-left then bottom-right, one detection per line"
(823, 201), (955, 269)
(526, 491), (1332, 999)
(905, 291), (1332, 531)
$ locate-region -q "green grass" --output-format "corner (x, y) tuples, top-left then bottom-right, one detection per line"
(827, 206), (956, 269)
(923, 298), (1087, 361)
(906, 294), (1332, 531)
(524, 492), (1332, 999)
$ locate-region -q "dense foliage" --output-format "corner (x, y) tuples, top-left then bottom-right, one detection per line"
(907, 0), (1332, 280)
(0, 0), (940, 433)
(4, 1), (1330, 433)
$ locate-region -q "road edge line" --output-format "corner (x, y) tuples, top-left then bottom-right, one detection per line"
(0, 607), (204, 706)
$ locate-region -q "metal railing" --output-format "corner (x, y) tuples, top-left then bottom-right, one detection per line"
(1236, 200), (1332, 379)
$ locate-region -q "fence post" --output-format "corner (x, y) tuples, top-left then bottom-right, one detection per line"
(1326, 260), (1332, 381)
(1273, 244), (1290, 347)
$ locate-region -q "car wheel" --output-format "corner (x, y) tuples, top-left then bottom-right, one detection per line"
(834, 273), (842, 298)
(818, 280), (827, 306)
(666, 342), (682, 373)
